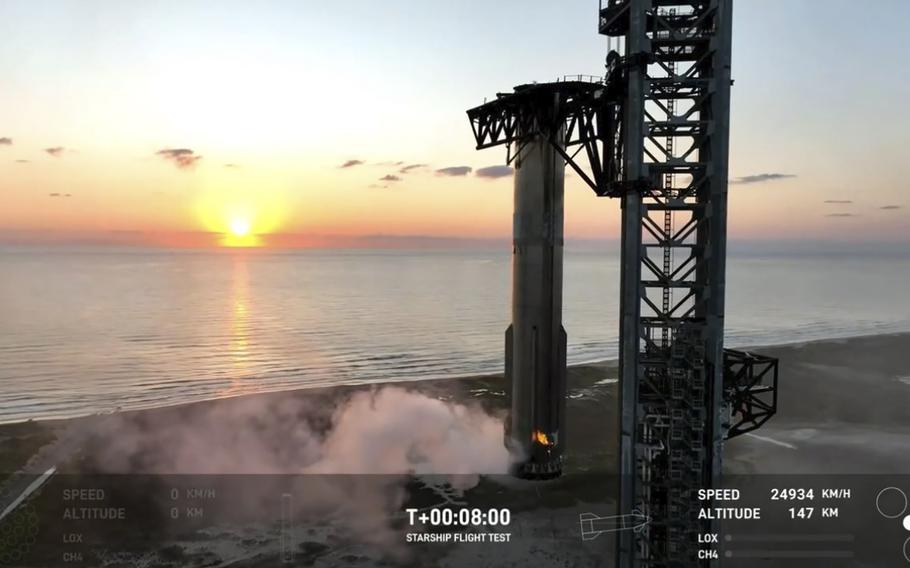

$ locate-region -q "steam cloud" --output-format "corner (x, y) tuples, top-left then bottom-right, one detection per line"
(307, 388), (510, 475)
(64, 386), (510, 554)
(75, 385), (509, 475)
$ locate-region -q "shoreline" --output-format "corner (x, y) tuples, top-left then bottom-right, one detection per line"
(2, 330), (909, 479)
(3, 328), (909, 429)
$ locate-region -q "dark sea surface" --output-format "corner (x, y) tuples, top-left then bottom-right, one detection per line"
(2, 245), (909, 423)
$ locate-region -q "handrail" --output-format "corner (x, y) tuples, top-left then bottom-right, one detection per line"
(556, 74), (604, 84)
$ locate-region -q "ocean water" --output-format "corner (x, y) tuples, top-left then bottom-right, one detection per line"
(1, 245), (909, 423)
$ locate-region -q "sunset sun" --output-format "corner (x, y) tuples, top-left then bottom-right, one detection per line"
(223, 216), (259, 247)
(230, 218), (250, 237)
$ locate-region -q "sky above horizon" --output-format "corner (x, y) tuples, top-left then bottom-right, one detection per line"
(0, 0), (907, 247)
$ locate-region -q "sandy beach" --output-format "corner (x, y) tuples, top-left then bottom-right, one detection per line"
(1, 332), (908, 566)
(725, 332), (910, 474)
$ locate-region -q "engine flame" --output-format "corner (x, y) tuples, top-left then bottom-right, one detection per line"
(533, 430), (553, 446)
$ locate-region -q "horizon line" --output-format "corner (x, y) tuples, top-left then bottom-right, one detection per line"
(1, 230), (909, 253)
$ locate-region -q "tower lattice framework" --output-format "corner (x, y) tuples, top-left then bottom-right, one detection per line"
(601, 1), (733, 565)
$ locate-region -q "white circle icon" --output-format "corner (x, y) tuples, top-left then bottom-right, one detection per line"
(876, 487), (909, 519)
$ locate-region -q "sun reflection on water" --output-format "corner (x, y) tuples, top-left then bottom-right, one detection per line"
(226, 254), (252, 392)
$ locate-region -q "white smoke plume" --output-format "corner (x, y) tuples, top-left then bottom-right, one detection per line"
(307, 387), (511, 475)
(49, 386), (512, 556)
(74, 386), (510, 475)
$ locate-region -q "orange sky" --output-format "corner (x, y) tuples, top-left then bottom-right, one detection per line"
(0, 1), (906, 247)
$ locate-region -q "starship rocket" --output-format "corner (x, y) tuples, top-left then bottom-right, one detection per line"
(504, 117), (568, 479)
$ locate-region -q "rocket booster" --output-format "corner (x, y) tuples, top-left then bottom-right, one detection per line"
(505, 120), (568, 480)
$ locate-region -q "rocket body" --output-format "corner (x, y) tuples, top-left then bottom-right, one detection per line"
(505, 125), (567, 479)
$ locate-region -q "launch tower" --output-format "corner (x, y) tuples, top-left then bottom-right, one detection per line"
(468, 0), (779, 564)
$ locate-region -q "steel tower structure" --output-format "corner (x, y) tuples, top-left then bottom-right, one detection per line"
(467, 0), (778, 564)
(600, 1), (734, 564)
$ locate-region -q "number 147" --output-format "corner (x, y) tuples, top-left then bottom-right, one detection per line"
(788, 507), (814, 519)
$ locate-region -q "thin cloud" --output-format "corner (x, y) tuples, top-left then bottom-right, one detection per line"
(880, 205), (901, 210)
(379, 174), (401, 182)
(339, 159), (365, 169)
(732, 173), (796, 185)
(436, 166), (472, 177)
(15, 159), (29, 163)
(45, 146), (65, 157)
(156, 148), (201, 169)
(823, 200), (852, 204)
(825, 213), (857, 218)
(399, 163), (428, 174)
(0, 137), (11, 146)
(376, 160), (404, 166)
(224, 163), (240, 169)
(48, 193), (60, 197)
(476, 165), (514, 179)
